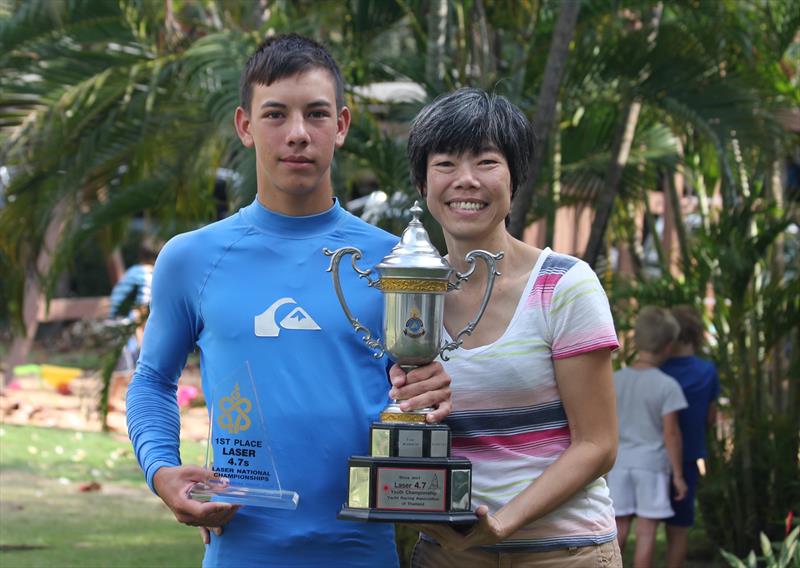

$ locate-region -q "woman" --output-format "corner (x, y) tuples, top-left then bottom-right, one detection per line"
(406, 88), (622, 567)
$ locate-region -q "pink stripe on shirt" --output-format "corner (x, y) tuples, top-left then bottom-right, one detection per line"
(526, 273), (564, 310)
(453, 426), (572, 460)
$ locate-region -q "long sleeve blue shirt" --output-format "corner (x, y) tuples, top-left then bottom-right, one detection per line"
(127, 198), (399, 567)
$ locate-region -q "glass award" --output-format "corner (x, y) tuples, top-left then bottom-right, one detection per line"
(189, 362), (299, 509)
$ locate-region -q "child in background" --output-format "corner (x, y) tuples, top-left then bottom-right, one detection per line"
(661, 305), (720, 568)
(608, 306), (688, 567)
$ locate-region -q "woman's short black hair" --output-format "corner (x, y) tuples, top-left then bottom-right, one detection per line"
(407, 88), (535, 198)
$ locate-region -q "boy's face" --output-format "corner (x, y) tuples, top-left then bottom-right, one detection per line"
(235, 68), (350, 215)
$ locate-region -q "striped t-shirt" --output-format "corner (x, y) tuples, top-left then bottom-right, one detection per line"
(439, 248), (619, 552)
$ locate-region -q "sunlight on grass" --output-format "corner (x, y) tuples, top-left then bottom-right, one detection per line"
(0, 424), (205, 484)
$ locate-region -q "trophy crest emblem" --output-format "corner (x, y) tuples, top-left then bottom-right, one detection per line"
(403, 308), (425, 338)
(218, 384), (252, 434)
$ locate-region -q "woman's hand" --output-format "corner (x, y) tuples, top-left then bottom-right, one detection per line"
(413, 505), (511, 551)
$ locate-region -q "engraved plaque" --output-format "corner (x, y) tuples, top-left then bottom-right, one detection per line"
(348, 467), (371, 508)
(376, 468), (446, 511)
(450, 469), (471, 511)
(430, 429), (448, 458)
(371, 428), (390, 457)
(397, 430), (424, 457)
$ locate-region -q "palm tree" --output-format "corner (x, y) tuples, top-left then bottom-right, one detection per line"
(0, 0), (265, 382)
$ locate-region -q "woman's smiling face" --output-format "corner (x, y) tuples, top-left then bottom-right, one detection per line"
(424, 147), (512, 244)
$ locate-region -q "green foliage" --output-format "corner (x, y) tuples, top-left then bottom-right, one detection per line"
(721, 527), (800, 568)
(610, 164), (800, 556)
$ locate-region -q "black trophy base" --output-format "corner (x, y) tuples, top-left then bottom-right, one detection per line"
(338, 506), (477, 524)
(339, 455), (477, 525)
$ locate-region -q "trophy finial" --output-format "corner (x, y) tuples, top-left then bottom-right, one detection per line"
(410, 201), (423, 223)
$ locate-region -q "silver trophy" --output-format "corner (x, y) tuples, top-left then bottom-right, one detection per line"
(323, 201), (502, 523)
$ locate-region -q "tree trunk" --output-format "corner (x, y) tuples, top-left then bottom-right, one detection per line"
(3, 198), (70, 387)
(581, 3), (663, 266)
(472, 0), (493, 81)
(582, 99), (642, 267)
(544, 101), (562, 246)
(425, 0), (448, 91)
(767, 157), (785, 412)
(508, 0), (581, 238)
(508, 4), (539, 99)
(665, 171), (691, 277)
(106, 248), (126, 285)
(643, 191), (668, 273)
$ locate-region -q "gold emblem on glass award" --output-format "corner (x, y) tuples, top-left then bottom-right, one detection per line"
(218, 384), (252, 434)
(324, 202), (503, 524)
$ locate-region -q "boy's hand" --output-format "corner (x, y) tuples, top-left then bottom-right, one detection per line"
(672, 475), (688, 501)
(388, 362), (452, 423)
(153, 465), (239, 528)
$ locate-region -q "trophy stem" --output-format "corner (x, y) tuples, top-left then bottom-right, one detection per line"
(380, 364), (435, 423)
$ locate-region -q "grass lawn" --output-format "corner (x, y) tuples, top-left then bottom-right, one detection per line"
(0, 424), (207, 567)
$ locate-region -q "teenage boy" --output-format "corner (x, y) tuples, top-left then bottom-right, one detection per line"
(661, 305), (719, 568)
(606, 306), (688, 568)
(126, 33), (452, 568)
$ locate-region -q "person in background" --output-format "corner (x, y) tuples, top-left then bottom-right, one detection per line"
(661, 305), (720, 568)
(109, 243), (158, 366)
(607, 306), (688, 568)
(406, 87), (622, 567)
(107, 243), (158, 404)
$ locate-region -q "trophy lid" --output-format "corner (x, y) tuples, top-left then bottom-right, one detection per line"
(376, 202), (452, 280)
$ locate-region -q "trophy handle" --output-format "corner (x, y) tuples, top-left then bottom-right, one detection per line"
(323, 246), (386, 358)
(439, 250), (504, 361)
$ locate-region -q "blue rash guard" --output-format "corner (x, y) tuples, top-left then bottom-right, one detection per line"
(127, 198), (400, 567)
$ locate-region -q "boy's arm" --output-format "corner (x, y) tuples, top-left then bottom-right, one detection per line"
(126, 236), (238, 529)
(706, 400), (718, 429)
(663, 411), (687, 500)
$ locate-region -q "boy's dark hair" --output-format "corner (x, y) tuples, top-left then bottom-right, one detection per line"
(407, 88), (535, 199)
(138, 242), (159, 265)
(670, 305), (705, 352)
(239, 33), (345, 114)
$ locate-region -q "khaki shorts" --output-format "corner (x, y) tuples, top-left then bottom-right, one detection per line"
(410, 537), (622, 568)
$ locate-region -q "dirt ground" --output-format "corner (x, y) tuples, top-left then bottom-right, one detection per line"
(0, 370), (209, 442)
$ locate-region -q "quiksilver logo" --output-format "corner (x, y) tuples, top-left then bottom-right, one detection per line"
(254, 297), (321, 337)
